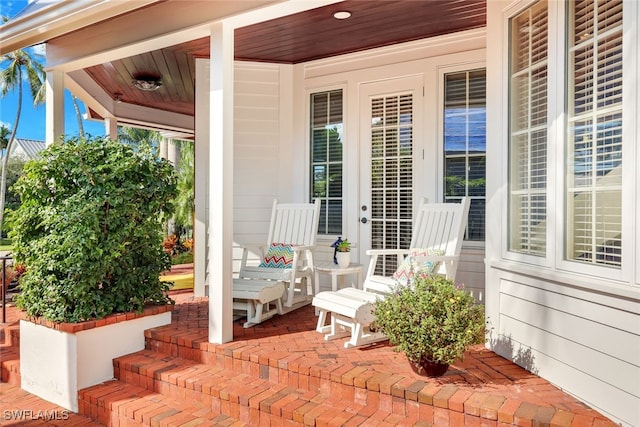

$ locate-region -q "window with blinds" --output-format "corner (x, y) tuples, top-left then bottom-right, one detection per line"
(508, 1), (548, 256)
(310, 89), (343, 234)
(444, 69), (486, 241)
(370, 93), (414, 275)
(566, 0), (622, 267)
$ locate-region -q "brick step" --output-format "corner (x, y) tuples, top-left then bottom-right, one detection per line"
(0, 325), (20, 385)
(142, 322), (596, 427)
(106, 349), (417, 426)
(1, 383), (102, 426)
(79, 379), (244, 426)
(0, 322), (20, 346)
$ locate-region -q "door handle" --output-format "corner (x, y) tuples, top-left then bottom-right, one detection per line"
(361, 217), (368, 224)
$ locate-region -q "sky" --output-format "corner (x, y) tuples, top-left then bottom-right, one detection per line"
(0, 0), (106, 141)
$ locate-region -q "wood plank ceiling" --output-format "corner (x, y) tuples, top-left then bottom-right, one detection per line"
(84, 0), (486, 118)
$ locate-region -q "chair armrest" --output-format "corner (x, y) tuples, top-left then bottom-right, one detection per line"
(412, 254), (460, 265)
(366, 248), (409, 256)
(240, 243), (266, 251)
(365, 248), (411, 278)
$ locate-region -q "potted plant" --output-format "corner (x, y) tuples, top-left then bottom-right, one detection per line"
(336, 239), (351, 268)
(373, 274), (485, 377)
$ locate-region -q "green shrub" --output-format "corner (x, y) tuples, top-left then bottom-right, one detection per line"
(11, 136), (177, 322)
(373, 275), (485, 366)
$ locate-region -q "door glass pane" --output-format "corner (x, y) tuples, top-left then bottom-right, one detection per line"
(370, 93), (413, 275)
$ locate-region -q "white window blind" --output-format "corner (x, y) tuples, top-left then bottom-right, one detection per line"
(566, 0), (622, 267)
(370, 93), (414, 275)
(508, 1), (548, 256)
(310, 90), (343, 235)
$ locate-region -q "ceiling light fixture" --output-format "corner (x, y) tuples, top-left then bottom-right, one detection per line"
(333, 11), (351, 19)
(132, 73), (163, 91)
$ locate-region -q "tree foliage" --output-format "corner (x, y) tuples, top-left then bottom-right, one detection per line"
(11, 136), (177, 322)
(0, 44), (46, 237)
(174, 139), (194, 235)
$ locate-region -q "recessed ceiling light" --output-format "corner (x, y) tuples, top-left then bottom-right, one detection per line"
(132, 72), (163, 91)
(333, 11), (351, 20)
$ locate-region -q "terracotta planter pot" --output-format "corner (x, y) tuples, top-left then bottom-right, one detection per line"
(409, 357), (450, 377)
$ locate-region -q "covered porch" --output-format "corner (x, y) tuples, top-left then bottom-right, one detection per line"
(0, 0), (489, 344)
(2, 0), (637, 424)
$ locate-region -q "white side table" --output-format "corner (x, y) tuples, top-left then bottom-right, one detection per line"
(314, 262), (364, 296)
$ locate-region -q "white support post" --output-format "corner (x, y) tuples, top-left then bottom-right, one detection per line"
(45, 70), (65, 145)
(167, 137), (178, 236)
(159, 137), (169, 160)
(167, 139), (179, 167)
(194, 58), (210, 298)
(208, 22), (234, 344)
(104, 117), (118, 140)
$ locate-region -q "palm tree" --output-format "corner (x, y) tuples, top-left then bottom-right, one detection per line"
(117, 126), (161, 157)
(71, 94), (85, 138)
(0, 41), (46, 237)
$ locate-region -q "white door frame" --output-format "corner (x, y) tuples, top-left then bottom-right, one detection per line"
(358, 75), (425, 270)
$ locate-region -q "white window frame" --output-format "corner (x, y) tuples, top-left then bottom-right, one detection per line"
(501, 0), (556, 268)
(500, 0), (638, 285)
(306, 83), (348, 238)
(438, 62), (487, 248)
(557, 0), (634, 282)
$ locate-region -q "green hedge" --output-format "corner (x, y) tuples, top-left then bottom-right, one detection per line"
(11, 136), (177, 322)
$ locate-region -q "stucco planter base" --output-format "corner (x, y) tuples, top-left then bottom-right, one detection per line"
(20, 305), (172, 412)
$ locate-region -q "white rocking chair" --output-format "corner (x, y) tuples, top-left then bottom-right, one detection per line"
(234, 199), (320, 326)
(312, 198), (470, 347)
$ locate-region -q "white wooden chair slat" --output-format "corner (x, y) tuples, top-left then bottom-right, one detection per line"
(312, 198), (470, 348)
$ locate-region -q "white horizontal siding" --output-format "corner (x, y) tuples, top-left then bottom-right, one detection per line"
(456, 246), (485, 302)
(497, 277), (640, 427)
(233, 62), (282, 265)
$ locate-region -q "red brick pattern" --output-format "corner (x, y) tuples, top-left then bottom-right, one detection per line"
(1, 291), (618, 426)
(22, 304), (174, 333)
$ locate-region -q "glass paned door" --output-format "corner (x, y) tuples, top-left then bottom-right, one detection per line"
(359, 77), (423, 276)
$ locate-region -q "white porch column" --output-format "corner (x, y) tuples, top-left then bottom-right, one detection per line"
(194, 58), (210, 298)
(45, 69), (65, 145)
(208, 22), (234, 343)
(104, 117), (118, 140)
(159, 137), (169, 160)
(167, 138), (179, 236)
(167, 139), (179, 167)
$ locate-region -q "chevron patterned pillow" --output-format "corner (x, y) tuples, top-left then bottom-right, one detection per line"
(392, 248), (444, 286)
(259, 243), (295, 268)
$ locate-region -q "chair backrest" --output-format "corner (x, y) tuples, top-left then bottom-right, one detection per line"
(363, 197), (470, 293)
(411, 197), (470, 275)
(266, 199), (321, 246)
(411, 198), (469, 253)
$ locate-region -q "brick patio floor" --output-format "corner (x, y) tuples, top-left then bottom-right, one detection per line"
(1, 281), (618, 426)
